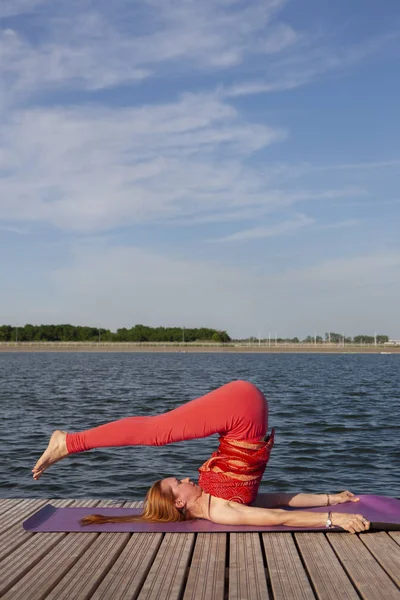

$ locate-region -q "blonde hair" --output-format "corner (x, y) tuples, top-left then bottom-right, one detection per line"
(80, 480), (189, 526)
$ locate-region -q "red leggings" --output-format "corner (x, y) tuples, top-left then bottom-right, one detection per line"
(66, 380), (268, 454)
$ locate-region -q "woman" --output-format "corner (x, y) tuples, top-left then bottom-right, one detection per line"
(32, 380), (370, 533)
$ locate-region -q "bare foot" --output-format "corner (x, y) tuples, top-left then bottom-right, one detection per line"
(32, 430), (69, 480)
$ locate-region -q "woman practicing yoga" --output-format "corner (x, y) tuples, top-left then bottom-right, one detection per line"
(32, 380), (370, 533)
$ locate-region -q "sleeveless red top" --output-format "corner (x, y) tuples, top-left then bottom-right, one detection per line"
(198, 429), (275, 504)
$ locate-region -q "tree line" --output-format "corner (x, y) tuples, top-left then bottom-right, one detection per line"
(0, 325), (390, 344)
(0, 324), (231, 343)
(249, 332), (389, 344)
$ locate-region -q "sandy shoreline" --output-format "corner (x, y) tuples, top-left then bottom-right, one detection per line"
(1, 343), (399, 354)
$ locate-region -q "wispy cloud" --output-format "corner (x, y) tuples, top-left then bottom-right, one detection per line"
(211, 216), (367, 243)
(223, 74), (312, 97)
(1, 0), (299, 103)
(212, 214), (314, 242)
(0, 94), (292, 231)
(317, 219), (363, 230)
(1, 93), (371, 234)
(334, 198), (400, 208)
(222, 31), (399, 98)
(0, 225), (27, 234)
(1, 0), (50, 18)
(3, 0), (397, 108)
(314, 159), (400, 172)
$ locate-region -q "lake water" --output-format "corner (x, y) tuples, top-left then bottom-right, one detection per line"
(1, 352), (399, 500)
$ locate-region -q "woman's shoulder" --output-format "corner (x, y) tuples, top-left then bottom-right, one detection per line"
(209, 497), (248, 524)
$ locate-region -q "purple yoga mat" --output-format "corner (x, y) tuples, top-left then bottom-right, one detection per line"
(23, 495), (400, 532)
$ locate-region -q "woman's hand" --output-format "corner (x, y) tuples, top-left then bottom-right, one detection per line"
(331, 512), (370, 534)
(330, 490), (360, 506)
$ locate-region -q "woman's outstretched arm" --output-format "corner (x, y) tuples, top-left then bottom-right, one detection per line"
(252, 490), (360, 508)
(210, 500), (370, 534)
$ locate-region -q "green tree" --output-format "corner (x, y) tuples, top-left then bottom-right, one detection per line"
(211, 332), (222, 342)
(325, 332), (343, 343)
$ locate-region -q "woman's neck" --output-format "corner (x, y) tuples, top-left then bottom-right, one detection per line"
(187, 491), (213, 520)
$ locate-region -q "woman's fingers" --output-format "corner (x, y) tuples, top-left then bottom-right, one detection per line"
(339, 490), (360, 503)
(361, 517), (370, 530)
(334, 512), (370, 533)
(353, 515), (370, 532)
(344, 490), (356, 499)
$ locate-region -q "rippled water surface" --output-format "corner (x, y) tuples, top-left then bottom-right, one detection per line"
(1, 352), (399, 500)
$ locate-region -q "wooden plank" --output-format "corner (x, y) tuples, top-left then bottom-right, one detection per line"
(262, 533), (314, 600)
(359, 532), (400, 586)
(137, 533), (195, 600)
(0, 498), (74, 562)
(45, 532), (130, 599)
(91, 532), (163, 600)
(295, 532), (359, 600)
(230, 533), (269, 600)
(327, 532), (400, 600)
(389, 532), (400, 547)
(0, 498), (24, 515)
(42, 499), (131, 600)
(0, 499), (100, 599)
(183, 533), (226, 600)
(90, 501), (164, 600)
(0, 497), (49, 534)
(0, 499), (48, 561)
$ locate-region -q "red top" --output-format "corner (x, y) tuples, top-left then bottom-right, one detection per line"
(198, 429), (275, 504)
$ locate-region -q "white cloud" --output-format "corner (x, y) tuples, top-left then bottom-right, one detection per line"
(0, 94), (291, 231)
(212, 216), (367, 243)
(4, 0), (394, 107)
(314, 159), (400, 172)
(1, 0), (299, 102)
(222, 32), (399, 98)
(1, 94), (372, 233)
(1, 0), (50, 17)
(0, 225), (27, 234)
(317, 219), (363, 230)
(1, 27), (151, 102)
(224, 74), (312, 97)
(212, 214), (314, 242)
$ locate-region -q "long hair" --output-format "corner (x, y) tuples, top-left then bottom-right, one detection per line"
(80, 480), (189, 526)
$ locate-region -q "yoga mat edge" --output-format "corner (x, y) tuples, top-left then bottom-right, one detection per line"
(23, 504), (57, 530)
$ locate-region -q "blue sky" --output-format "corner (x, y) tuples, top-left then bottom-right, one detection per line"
(1, 0), (399, 339)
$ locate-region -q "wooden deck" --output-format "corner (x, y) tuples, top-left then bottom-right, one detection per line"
(1, 499), (399, 600)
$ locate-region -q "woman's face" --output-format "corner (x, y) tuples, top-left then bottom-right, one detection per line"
(160, 476), (201, 508)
